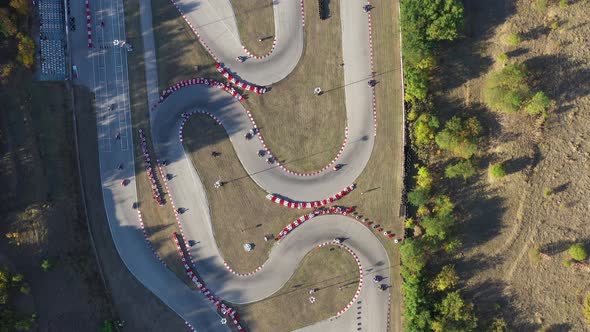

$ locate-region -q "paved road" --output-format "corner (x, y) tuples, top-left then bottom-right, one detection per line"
(69, 0), (393, 330)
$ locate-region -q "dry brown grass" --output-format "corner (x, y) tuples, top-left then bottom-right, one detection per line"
(242, 0), (346, 172)
(151, 0), (222, 91)
(229, 0), (275, 55)
(237, 245), (359, 332)
(433, 0), (590, 329)
(183, 115), (304, 272)
(123, 0), (191, 283)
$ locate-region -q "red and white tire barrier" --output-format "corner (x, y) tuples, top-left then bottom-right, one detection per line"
(137, 210), (167, 266)
(168, 0), (219, 62)
(85, 0), (92, 48)
(172, 233), (245, 331)
(316, 241), (363, 317)
(300, 0), (305, 27)
(151, 78), (244, 111)
(266, 184), (355, 209)
(222, 261), (264, 277)
(241, 38), (277, 60)
(179, 110), (222, 143)
(244, 108), (349, 177)
(215, 63), (268, 94)
(276, 206), (354, 240)
(138, 128), (165, 205)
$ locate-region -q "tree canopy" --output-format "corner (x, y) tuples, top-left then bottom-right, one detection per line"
(435, 116), (481, 159)
(445, 160), (476, 180)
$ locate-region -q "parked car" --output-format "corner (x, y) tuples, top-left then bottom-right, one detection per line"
(72, 65), (78, 78)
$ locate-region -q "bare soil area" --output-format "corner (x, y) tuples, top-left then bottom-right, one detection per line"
(0, 76), (111, 331)
(434, 0), (590, 330)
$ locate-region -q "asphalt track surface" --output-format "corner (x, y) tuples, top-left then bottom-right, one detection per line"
(69, 0), (393, 331)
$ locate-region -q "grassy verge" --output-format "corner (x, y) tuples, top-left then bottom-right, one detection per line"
(228, 0), (275, 55)
(237, 245), (359, 331)
(123, 0), (191, 284)
(152, 0), (223, 91)
(183, 115), (303, 271)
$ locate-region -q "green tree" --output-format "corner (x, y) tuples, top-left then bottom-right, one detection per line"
(424, 0), (464, 41)
(408, 187), (430, 207)
(405, 67), (429, 102)
(0, 8), (17, 37)
(524, 91), (551, 116)
(16, 33), (35, 69)
(431, 265), (459, 291)
(444, 238), (462, 253)
(435, 116), (480, 158)
(400, 239), (428, 274)
(489, 162), (507, 178)
(496, 53), (508, 63)
(414, 113), (440, 145)
(484, 63), (531, 113)
(10, 0), (30, 16)
(445, 160), (476, 180)
(433, 195), (454, 218)
(433, 291), (478, 332)
(415, 166), (433, 190)
(490, 317), (509, 332)
(422, 212), (454, 240)
(569, 243), (588, 261)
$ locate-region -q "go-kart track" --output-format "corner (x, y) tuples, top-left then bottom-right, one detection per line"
(69, 0), (396, 331)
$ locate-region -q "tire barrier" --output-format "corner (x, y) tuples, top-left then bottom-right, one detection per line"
(85, 0), (92, 48)
(244, 108), (350, 177)
(151, 78), (244, 111)
(316, 241), (363, 317)
(215, 63), (268, 94)
(301, 0), (306, 27)
(179, 110), (223, 144)
(138, 129), (165, 205)
(276, 206), (354, 240)
(241, 39), (277, 60)
(222, 261), (265, 277)
(137, 210), (167, 266)
(266, 184), (356, 209)
(172, 233), (245, 332)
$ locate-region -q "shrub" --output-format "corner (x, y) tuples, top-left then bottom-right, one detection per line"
(528, 247), (541, 265)
(40, 259), (52, 272)
(562, 258), (573, 267)
(550, 21), (559, 30)
(414, 113), (440, 145)
(532, 0), (548, 13)
(422, 212), (454, 241)
(489, 163), (507, 178)
(444, 238), (462, 254)
(490, 317), (509, 332)
(408, 187), (430, 206)
(569, 243), (588, 261)
(405, 67), (429, 103)
(559, 0), (568, 8)
(415, 166), (433, 190)
(504, 33), (521, 46)
(0, 8), (17, 37)
(483, 63), (531, 113)
(445, 160), (476, 180)
(543, 187), (553, 197)
(496, 53), (508, 63)
(100, 320), (114, 332)
(524, 91), (551, 116)
(16, 33), (35, 69)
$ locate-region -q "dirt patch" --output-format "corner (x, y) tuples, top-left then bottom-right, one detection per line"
(434, 0), (590, 329)
(237, 245), (359, 332)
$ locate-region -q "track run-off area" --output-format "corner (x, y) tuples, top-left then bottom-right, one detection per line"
(71, 0), (401, 330)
